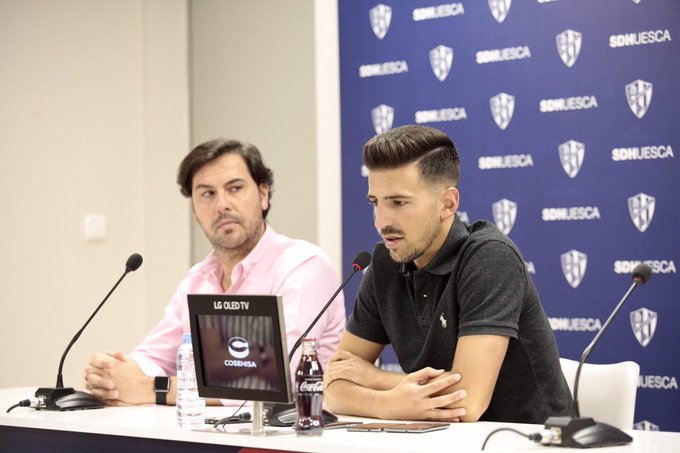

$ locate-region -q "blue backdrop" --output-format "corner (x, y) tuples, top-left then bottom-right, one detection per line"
(339, 0), (679, 432)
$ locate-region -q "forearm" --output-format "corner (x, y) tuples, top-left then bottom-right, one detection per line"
(436, 335), (509, 421)
(432, 371), (486, 422)
(324, 379), (387, 418)
(325, 369), (468, 422)
(367, 368), (405, 391)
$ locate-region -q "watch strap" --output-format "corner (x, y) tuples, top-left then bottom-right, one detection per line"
(154, 376), (170, 405)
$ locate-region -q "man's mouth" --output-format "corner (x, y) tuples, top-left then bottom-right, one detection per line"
(383, 236), (403, 248)
(215, 217), (239, 230)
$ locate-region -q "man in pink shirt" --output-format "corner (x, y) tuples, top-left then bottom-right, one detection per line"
(82, 139), (346, 406)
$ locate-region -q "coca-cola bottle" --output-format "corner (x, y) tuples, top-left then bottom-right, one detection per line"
(295, 338), (324, 436)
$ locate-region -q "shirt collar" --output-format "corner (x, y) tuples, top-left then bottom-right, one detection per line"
(194, 222), (275, 284)
(237, 222), (275, 274)
(399, 214), (470, 277)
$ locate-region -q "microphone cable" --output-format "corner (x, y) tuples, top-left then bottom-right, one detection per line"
(6, 397), (43, 413)
(212, 400), (252, 429)
(481, 427), (556, 450)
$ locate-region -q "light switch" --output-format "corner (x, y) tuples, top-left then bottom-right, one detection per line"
(84, 214), (107, 242)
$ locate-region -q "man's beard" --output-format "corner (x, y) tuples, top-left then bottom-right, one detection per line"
(204, 213), (263, 255)
(382, 217), (440, 264)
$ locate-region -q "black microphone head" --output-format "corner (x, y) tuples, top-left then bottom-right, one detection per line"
(632, 263), (652, 285)
(352, 251), (372, 271)
(125, 253), (143, 272)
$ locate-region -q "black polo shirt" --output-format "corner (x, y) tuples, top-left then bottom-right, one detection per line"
(347, 218), (572, 423)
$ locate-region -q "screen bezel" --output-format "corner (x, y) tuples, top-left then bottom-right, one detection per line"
(187, 294), (293, 403)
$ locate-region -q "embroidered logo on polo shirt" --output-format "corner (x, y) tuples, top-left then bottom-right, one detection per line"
(440, 313), (448, 328)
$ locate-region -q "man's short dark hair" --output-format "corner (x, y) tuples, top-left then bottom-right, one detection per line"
(363, 125), (460, 187)
(177, 138), (274, 218)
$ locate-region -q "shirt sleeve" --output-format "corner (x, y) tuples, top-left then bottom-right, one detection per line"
(456, 238), (527, 339)
(129, 285), (186, 377)
(274, 253), (346, 375)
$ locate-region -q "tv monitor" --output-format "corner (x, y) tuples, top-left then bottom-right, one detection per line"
(187, 294), (293, 405)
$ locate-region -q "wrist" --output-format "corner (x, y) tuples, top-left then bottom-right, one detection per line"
(375, 389), (391, 419)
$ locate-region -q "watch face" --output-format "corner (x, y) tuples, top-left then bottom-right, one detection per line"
(154, 376), (170, 391)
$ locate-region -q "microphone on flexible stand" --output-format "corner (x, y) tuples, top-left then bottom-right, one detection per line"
(33, 253), (144, 411)
(544, 263), (652, 448)
(288, 251), (372, 360)
(260, 251), (372, 427)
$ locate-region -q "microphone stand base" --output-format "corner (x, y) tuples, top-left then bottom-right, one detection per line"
(35, 387), (105, 411)
(545, 416), (633, 448)
(262, 402), (338, 427)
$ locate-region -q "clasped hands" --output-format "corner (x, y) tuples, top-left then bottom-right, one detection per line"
(82, 351), (153, 406)
(325, 350), (467, 421)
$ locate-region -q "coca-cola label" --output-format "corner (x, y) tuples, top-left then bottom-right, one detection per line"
(298, 379), (324, 393)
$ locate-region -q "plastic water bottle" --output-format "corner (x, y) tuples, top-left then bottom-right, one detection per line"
(176, 332), (205, 429)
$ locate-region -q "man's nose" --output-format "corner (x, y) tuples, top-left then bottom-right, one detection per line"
(374, 206), (390, 231)
(216, 191), (233, 212)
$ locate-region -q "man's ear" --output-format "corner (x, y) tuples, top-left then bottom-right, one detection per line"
(440, 186), (459, 221)
(259, 184), (270, 212)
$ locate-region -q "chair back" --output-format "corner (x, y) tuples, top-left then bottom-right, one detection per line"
(559, 358), (640, 429)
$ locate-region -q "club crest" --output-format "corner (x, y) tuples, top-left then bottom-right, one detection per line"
(371, 104), (394, 134)
(488, 0), (512, 23)
(492, 199), (517, 235)
(556, 29), (582, 68)
(429, 45), (454, 82)
(633, 420), (660, 431)
(558, 140), (585, 178)
(490, 92), (515, 130)
(626, 79), (653, 119)
(628, 193), (655, 233)
(630, 307), (657, 348)
(561, 250), (588, 288)
(369, 4), (392, 40)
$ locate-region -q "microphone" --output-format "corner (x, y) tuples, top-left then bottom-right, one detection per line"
(34, 253), (143, 411)
(288, 250), (372, 360)
(544, 263), (652, 448)
(261, 251), (371, 427)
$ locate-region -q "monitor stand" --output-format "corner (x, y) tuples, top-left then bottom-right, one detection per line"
(236, 401), (291, 436)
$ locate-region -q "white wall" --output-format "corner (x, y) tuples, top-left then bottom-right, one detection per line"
(189, 0), (315, 259)
(0, 0), (341, 390)
(0, 0), (191, 388)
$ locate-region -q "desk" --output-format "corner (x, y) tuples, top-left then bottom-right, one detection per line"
(1, 387), (678, 452)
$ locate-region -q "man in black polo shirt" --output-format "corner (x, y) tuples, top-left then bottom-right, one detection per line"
(323, 125), (571, 423)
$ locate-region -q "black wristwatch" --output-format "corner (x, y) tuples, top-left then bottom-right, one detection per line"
(154, 376), (170, 405)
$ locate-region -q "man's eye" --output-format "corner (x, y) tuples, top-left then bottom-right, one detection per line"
(393, 200), (406, 207)
(229, 186), (243, 193)
(201, 191), (214, 198)
(368, 199), (377, 207)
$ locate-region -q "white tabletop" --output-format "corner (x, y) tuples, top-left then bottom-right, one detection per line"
(1, 387), (678, 453)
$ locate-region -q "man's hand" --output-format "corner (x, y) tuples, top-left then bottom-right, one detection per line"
(379, 368), (467, 421)
(326, 349), (385, 389)
(83, 351), (154, 406)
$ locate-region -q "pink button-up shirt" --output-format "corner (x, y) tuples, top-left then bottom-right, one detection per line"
(130, 225), (346, 384)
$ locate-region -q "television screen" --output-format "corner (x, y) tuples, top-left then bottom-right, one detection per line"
(188, 294), (292, 404)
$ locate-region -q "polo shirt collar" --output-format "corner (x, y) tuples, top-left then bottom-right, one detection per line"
(399, 214), (469, 277)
